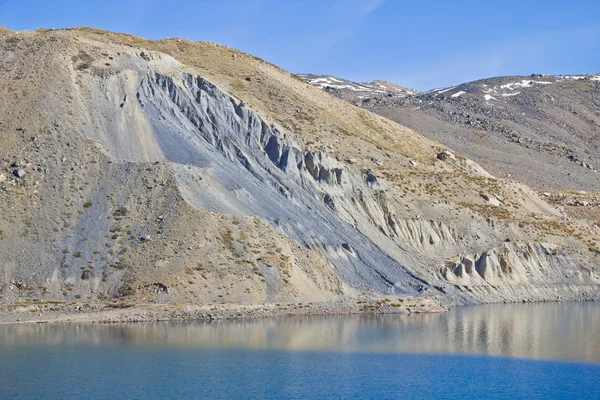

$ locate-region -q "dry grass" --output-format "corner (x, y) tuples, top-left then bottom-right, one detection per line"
(68, 27), (439, 164)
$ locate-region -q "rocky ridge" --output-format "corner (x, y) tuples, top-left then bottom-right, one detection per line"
(301, 73), (600, 191)
(297, 74), (419, 98)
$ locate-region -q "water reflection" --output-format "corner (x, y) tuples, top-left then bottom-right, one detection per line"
(2, 302), (599, 362)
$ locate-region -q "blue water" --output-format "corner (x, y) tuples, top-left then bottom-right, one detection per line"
(1, 347), (599, 399)
(1, 303), (600, 399)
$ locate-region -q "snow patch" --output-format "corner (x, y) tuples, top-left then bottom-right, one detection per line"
(328, 84), (368, 91)
(437, 86), (456, 94)
(307, 76), (375, 92)
(479, 79), (553, 101)
(558, 75), (588, 80)
(499, 80), (552, 90)
(451, 91), (466, 98)
(310, 77), (333, 84)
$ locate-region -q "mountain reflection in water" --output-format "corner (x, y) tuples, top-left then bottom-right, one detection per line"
(2, 302), (599, 362)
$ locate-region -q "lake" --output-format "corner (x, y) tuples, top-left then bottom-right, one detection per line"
(1, 302), (600, 399)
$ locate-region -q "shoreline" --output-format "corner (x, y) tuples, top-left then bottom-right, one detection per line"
(4, 296), (598, 326)
(0, 297), (446, 325)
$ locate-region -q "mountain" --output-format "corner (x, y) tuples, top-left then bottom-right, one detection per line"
(300, 73), (600, 192)
(297, 74), (419, 97)
(1, 27), (599, 314)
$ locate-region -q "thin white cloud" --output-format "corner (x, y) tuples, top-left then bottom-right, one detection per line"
(333, 0), (386, 17)
(311, 0), (386, 51)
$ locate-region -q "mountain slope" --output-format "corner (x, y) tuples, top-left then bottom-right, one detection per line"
(1, 27), (599, 312)
(301, 73), (600, 191)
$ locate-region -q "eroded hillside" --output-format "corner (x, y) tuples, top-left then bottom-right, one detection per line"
(0, 27), (599, 312)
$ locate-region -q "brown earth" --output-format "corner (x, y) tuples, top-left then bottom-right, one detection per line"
(0, 27), (599, 321)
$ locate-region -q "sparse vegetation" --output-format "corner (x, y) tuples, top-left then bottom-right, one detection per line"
(0, 25), (597, 314)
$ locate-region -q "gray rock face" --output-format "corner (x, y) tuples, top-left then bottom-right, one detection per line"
(83, 69), (425, 295)
(69, 52), (600, 304)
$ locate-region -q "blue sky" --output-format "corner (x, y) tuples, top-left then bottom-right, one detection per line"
(0, 0), (598, 90)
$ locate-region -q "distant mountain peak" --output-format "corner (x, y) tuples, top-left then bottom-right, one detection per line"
(303, 69), (600, 194)
(297, 74), (418, 98)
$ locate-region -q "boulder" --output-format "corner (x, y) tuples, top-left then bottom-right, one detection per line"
(574, 200), (590, 207)
(437, 150), (456, 161)
(481, 194), (501, 206)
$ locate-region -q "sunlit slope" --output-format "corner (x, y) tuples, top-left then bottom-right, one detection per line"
(0, 27), (598, 308)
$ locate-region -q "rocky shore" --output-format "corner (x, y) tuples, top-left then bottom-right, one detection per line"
(0, 297), (446, 325)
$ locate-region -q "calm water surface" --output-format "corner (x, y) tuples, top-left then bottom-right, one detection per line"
(1, 302), (600, 399)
